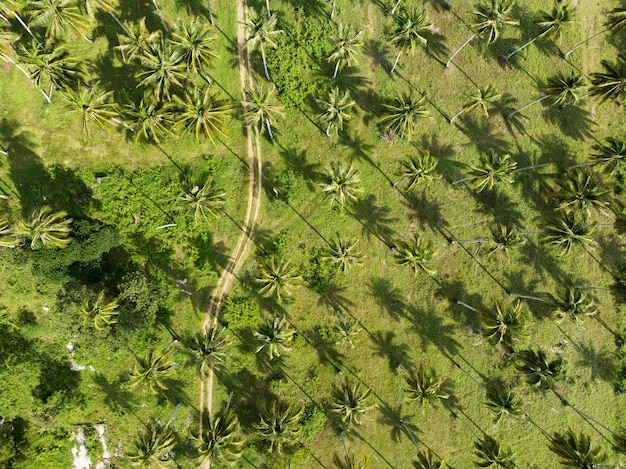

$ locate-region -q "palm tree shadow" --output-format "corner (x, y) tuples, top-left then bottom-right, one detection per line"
(348, 194), (398, 243)
(367, 276), (407, 320)
(316, 278), (355, 311)
(518, 239), (570, 286)
(92, 372), (138, 414)
(535, 133), (580, 172)
(363, 37), (389, 72)
(576, 340), (617, 384)
(423, 30), (449, 60)
(371, 330), (412, 371)
(304, 327), (345, 371)
(473, 189), (525, 224)
(277, 145), (322, 191)
(376, 402), (418, 444)
(406, 304), (463, 357)
(492, 93), (527, 136)
(402, 189), (449, 232)
(542, 104), (595, 141)
(457, 116), (510, 154)
(173, 0), (209, 17)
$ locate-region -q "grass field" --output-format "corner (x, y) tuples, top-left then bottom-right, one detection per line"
(1, 0), (626, 467)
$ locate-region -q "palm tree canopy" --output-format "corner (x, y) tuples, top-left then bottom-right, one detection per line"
(605, 5), (626, 33)
(539, 210), (596, 256)
(379, 93), (429, 141)
(334, 447), (370, 469)
(545, 286), (597, 325)
(79, 290), (119, 331)
(129, 349), (175, 394)
(388, 7), (431, 52)
(128, 419), (175, 468)
(116, 17), (162, 62)
(413, 448), (447, 469)
(488, 224), (525, 256)
(245, 9), (283, 53)
(173, 86), (231, 144)
(484, 381), (523, 423)
(472, 0), (519, 44)
(191, 404), (245, 467)
(548, 169), (610, 213)
(590, 54), (626, 103)
(331, 374), (373, 428)
(317, 87), (356, 135)
(401, 364), (449, 410)
(171, 18), (218, 75)
(320, 162), (362, 208)
(254, 256), (300, 302)
(255, 396), (304, 454)
(328, 23), (363, 70)
(548, 429), (607, 468)
(253, 315), (295, 359)
(61, 84), (117, 139)
(136, 40), (186, 101)
(15, 206), (72, 249)
(393, 234), (437, 276)
(189, 326), (229, 377)
(27, 0), (92, 40)
(474, 434), (516, 468)
(323, 235), (363, 272)
(18, 40), (83, 94)
(590, 137), (626, 173)
(515, 347), (562, 389)
(395, 150), (440, 191)
(124, 99), (172, 144)
(460, 84), (501, 118)
(477, 298), (530, 347)
(543, 70), (587, 106)
(468, 149), (517, 192)
(181, 176), (226, 224)
(242, 83), (284, 131)
(535, 3), (576, 42)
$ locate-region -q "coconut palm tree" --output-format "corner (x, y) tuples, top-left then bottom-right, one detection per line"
(505, 2), (576, 61)
(0, 215), (20, 248)
(61, 84), (118, 140)
(545, 286), (597, 325)
(128, 419), (175, 468)
(334, 310), (361, 348)
(445, 0), (518, 67)
(387, 7), (431, 74)
(547, 429), (607, 468)
(188, 325), (229, 377)
(449, 84), (500, 123)
(170, 18), (218, 83)
(379, 93), (429, 142)
(129, 349), (175, 394)
(474, 434), (516, 468)
(539, 210), (596, 256)
(323, 235), (363, 272)
(320, 162), (362, 208)
(255, 395), (304, 454)
(563, 5), (626, 58)
(487, 224), (526, 256)
(330, 373), (372, 429)
(515, 347), (562, 390)
(242, 83), (284, 140)
(484, 381), (523, 423)
(27, 0), (92, 41)
(172, 86), (231, 144)
(255, 256), (300, 303)
(400, 364), (449, 412)
(191, 404), (245, 468)
(477, 298), (530, 348)
(453, 149), (517, 192)
(254, 315), (295, 360)
(245, 10), (283, 81)
(548, 169), (610, 213)
(413, 449), (447, 469)
(317, 87), (356, 138)
(79, 290), (119, 331)
(181, 176), (225, 224)
(507, 70), (586, 120)
(16, 206), (72, 249)
(123, 99), (173, 144)
(392, 234), (437, 276)
(589, 53), (626, 103)
(0, 0), (39, 44)
(116, 17), (162, 63)
(334, 446), (370, 469)
(393, 150), (440, 190)
(328, 23), (363, 79)
(590, 137), (626, 174)
(17, 40), (82, 103)
(136, 40), (186, 101)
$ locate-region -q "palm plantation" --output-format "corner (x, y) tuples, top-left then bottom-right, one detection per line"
(242, 83), (284, 140)
(449, 84), (500, 123)
(328, 23), (363, 79)
(317, 87), (356, 138)
(387, 7), (431, 74)
(245, 10), (282, 81)
(255, 395), (304, 453)
(379, 93), (429, 142)
(254, 315), (295, 360)
(191, 404), (245, 467)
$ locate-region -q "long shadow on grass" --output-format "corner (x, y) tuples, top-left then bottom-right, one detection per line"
(371, 330), (412, 371)
(367, 276), (408, 321)
(542, 104), (595, 141)
(303, 326), (346, 371)
(346, 194), (397, 245)
(518, 239), (571, 286)
(276, 144), (322, 192)
(376, 402), (419, 445)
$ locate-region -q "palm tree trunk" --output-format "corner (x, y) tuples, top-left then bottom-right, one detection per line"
(108, 12), (127, 62)
(261, 46), (271, 81)
(506, 94), (551, 120)
(399, 420), (419, 450)
(456, 300), (477, 312)
(7, 10), (40, 47)
(266, 0), (271, 18)
(451, 175), (478, 185)
(451, 239), (490, 244)
(509, 292), (546, 303)
(332, 60), (340, 79)
(207, 0), (215, 26)
(325, 122), (332, 137)
(552, 389), (617, 437)
(331, 0), (336, 19)
(449, 106), (469, 124)
(390, 51), (402, 74)
(152, 0), (168, 33)
(391, 0), (402, 15)
(510, 163), (553, 173)
(446, 32), (478, 67)
(265, 118), (274, 140)
(505, 33), (542, 62)
(561, 91), (592, 108)
(524, 413), (553, 441)
(563, 28), (607, 58)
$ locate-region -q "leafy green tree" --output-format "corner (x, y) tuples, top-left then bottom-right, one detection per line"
(255, 256), (300, 303)
(393, 150), (440, 190)
(170, 18), (217, 82)
(317, 87), (356, 138)
(255, 395), (305, 453)
(548, 430), (606, 468)
(484, 381), (523, 423)
(323, 235), (363, 272)
(545, 286), (597, 325)
(334, 447), (370, 469)
(505, 2), (576, 61)
(400, 364), (449, 412)
(590, 53), (626, 103)
(455, 149), (517, 192)
(123, 99), (173, 144)
(590, 137), (626, 174)
(507, 70), (586, 120)
(393, 234), (436, 276)
(180, 176), (225, 224)
(477, 298), (529, 348)
(328, 23), (363, 79)
(189, 325), (229, 378)
(129, 349), (175, 394)
(79, 290), (119, 331)
(449, 85), (500, 123)
(137, 40), (186, 101)
(61, 84), (118, 140)
(539, 210), (596, 256)
(191, 404), (245, 468)
(330, 373), (372, 429)
(320, 162), (362, 208)
(563, 5), (626, 58)
(333, 311), (362, 348)
(446, 0), (518, 67)
(27, 0), (92, 41)
(379, 93), (429, 142)
(16, 206), (72, 249)
(548, 169), (610, 213)
(254, 315), (295, 360)
(515, 347), (562, 390)
(388, 7), (431, 74)
(474, 434), (516, 468)
(128, 419), (175, 468)
(487, 224), (525, 256)
(173, 86), (231, 144)
(245, 9), (283, 81)
(242, 83), (284, 140)
(413, 449), (447, 468)
(116, 17), (162, 62)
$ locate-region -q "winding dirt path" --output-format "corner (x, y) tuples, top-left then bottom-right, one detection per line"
(200, 0), (263, 428)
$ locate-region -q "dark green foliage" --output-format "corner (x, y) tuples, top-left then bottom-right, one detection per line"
(299, 403), (326, 440)
(223, 296), (259, 331)
(0, 419), (18, 466)
(116, 272), (162, 332)
(547, 429), (606, 468)
(266, 10), (331, 108)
